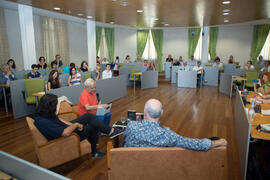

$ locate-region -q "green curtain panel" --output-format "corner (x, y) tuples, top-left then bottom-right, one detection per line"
(151, 29), (163, 72)
(250, 24), (270, 64)
(96, 26), (102, 55)
(208, 27), (219, 61)
(188, 28), (201, 58)
(104, 27), (115, 62)
(137, 30), (149, 57)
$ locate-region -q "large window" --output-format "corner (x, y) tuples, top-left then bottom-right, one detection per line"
(194, 29), (202, 61)
(259, 30), (270, 60)
(97, 28), (109, 60)
(142, 30), (157, 61)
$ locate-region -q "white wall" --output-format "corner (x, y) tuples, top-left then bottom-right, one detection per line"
(114, 27), (137, 62)
(163, 28), (189, 63)
(216, 25), (253, 66)
(4, 9), (24, 70)
(67, 21), (88, 66)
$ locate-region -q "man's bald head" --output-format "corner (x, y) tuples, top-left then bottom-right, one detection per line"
(144, 99), (163, 121)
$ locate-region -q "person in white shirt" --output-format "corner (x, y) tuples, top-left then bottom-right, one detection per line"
(244, 61), (255, 70)
(179, 61), (190, 71)
(102, 64), (112, 79)
(188, 55), (197, 66)
(193, 61), (204, 86)
(213, 57), (224, 71)
(124, 55), (132, 63)
(102, 58), (109, 64)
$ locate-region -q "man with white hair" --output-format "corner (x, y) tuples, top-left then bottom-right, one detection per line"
(78, 78), (111, 126)
(123, 99), (227, 150)
(0, 64), (16, 102)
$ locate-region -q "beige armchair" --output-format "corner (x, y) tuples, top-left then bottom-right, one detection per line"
(107, 140), (226, 180)
(26, 117), (92, 169)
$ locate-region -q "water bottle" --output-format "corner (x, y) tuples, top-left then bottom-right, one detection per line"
(249, 97), (256, 121)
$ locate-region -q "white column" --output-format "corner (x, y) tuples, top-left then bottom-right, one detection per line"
(18, 4), (36, 70)
(201, 26), (209, 62)
(86, 20), (96, 70)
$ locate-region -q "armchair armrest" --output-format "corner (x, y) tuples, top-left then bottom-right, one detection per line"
(37, 133), (81, 168)
(107, 140), (113, 169)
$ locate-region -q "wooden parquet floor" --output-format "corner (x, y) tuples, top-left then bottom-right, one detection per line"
(0, 78), (240, 180)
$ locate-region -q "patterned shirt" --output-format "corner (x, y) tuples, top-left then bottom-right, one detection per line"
(123, 120), (211, 151)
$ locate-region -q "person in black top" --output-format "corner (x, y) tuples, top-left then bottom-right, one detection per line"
(7, 59), (17, 72)
(34, 94), (124, 158)
(80, 61), (89, 72)
(47, 70), (61, 91)
(172, 59), (180, 66)
(37, 56), (48, 69)
(166, 54), (173, 62)
(27, 64), (41, 79)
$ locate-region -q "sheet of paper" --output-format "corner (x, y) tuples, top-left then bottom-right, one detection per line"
(96, 103), (112, 116)
(261, 109), (270, 115)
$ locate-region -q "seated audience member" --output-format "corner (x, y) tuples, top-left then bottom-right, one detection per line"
(135, 55), (142, 62)
(179, 56), (184, 65)
(63, 63), (75, 74)
(0, 64), (16, 101)
(80, 61), (89, 72)
(68, 67), (82, 86)
(113, 56), (120, 70)
(27, 64), (41, 79)
(260, 61), (270, 73)
(228, 55), (234, 64)
(37, 56), (48, 69)
(47, 70), (61, 91)
(51, 61), (58, 71)
(213, 57), (224, 71)
(52, 54), (63, 68)
(257, 55), (265, 68)
(254, 72), (270, 97)
(7, 59), (17, 72)
(91, 65), (101, 80)
(193, 61), (204, 86)
(189, 55), (197, 66)
(147, 61), (156, 71)
(179, 61), (190, 71)
(102, 64), (112, 79)
(244, 60), (255, 70)
(172, 59), (180, 66)
(123, 99), (227, 150)
(34, 94), (123, 158)
(142, 60), (148, 66)
(166, 54), (173, 62)
(96, 56), (101, 65)
(102, 58), (109, 64)
(124, 55), (132, 63)
(78, 78), (111, 126)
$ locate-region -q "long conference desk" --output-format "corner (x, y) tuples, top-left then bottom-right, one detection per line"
(10, 74), (127, 119)
(234, 88), (270, 180)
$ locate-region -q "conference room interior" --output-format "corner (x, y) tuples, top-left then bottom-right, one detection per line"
(1, 0), (270, 179)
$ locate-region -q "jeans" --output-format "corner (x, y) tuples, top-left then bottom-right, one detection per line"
(96, 112), (111, 126)
(197, 74), (204, 86)
(71, 113), (111, 154)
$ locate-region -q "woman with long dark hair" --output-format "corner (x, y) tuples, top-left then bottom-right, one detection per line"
(37, 56), (48, 69)
(47, 70), (61, 91)
(7, 59), (16, 72)
(34, 94), (123, 158)
(68, 67), (82, 86)
(80, 61), (89, 72)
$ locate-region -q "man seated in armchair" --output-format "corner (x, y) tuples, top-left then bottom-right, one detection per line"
(123, 99), (227, 150)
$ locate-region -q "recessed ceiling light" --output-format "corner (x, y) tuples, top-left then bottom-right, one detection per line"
(77, 13), (84, 17)
(87, 16), (93, 19)
(164, 24), (169, 26)
(223, 9), (231, 12)
(110, 22), (114, 24)
(222, 1), (231, 5)
(53, 7), (61, 11)
(223, 12), (229, 15)
(224, 19), (229, 22)
(137, 10), (143, 13)
(120, 2), (128, 6)
(153, 17), (159, 21)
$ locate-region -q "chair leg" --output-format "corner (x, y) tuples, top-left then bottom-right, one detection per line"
(88, 153), (93, 167)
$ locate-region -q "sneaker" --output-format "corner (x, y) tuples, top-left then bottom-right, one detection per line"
(92, 151), (106, 158)
(109, 128), (124, 139)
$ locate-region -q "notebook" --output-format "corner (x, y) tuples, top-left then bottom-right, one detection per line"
(96, 103), (112, 116)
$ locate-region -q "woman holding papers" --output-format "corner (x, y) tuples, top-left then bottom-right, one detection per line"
(254, 72), (270, 99)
